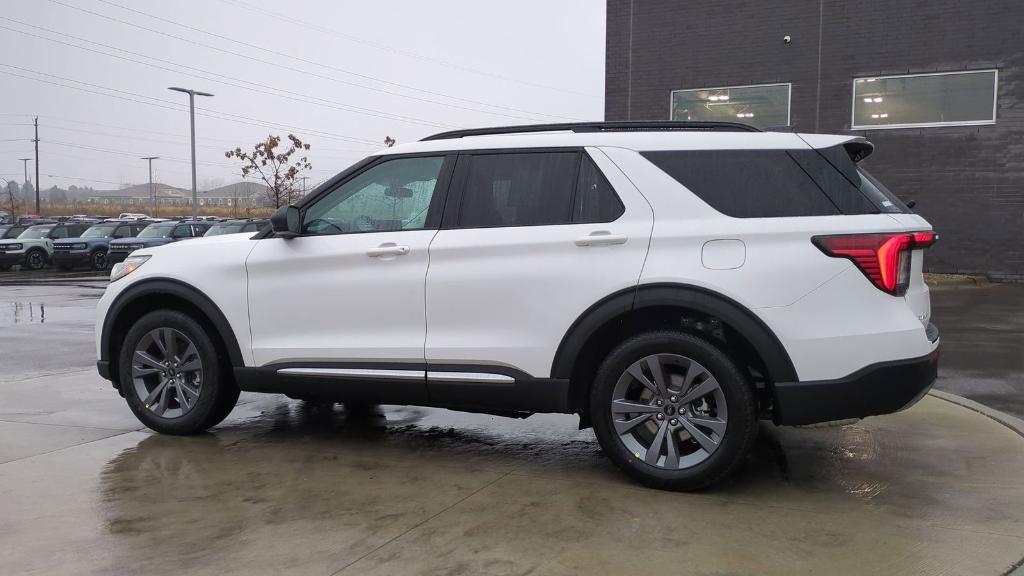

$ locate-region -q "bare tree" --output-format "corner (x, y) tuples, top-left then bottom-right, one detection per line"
(225, 135), (312, 208)
(2, 179), (20, 220)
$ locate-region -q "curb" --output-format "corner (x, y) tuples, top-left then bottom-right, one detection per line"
(927, 390), (1024, 439)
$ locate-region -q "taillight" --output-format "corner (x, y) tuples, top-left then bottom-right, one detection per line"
(812, 231), (938, 296)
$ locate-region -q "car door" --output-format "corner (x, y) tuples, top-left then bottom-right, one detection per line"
(246, 154), (454, 398)
(423, 148), (654, 405)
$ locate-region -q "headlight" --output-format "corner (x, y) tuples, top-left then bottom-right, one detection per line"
(3, 243), (22, 251)
(110, 255), (150, 282)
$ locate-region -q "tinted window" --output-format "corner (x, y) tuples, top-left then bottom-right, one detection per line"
(172, 225), (194, 238)
(642, 150), (839, 218)
(574, 155), (624, 223)
(789, 150), (878, 214)
(815, 146), (909, 214)
(49, 226), (69, 239)
(304, 156), (444, 235)
(458, 152), (577, 227)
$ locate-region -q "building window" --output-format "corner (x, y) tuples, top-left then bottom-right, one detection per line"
(851, 70), (997, 129)
(670, 83), (790, 129)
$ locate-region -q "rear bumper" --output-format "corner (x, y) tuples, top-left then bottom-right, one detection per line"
(773, 334), (939, 425)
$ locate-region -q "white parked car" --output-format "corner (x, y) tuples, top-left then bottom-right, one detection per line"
(117, 213), (151, 221)
(0, 222), (92, 270)
(95, 122), (940, 490)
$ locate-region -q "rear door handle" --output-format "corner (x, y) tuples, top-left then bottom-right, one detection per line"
(574, 231), (628, 247)
(366, 243), (410, 257)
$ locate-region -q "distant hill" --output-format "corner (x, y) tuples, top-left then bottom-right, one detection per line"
(204, 181), (270, 198)
(59, 181), (269, 202)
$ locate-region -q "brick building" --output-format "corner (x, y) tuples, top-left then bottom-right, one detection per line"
(605, 0), (1024, 280)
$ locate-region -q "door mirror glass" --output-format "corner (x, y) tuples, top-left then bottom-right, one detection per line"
(271, 205), (301, 238)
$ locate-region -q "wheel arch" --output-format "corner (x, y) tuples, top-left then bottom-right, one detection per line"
(551, 283), (797, 417)
(101, 278), (245, 390)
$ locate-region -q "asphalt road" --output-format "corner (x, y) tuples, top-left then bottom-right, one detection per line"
(1, 270), (1023, 575)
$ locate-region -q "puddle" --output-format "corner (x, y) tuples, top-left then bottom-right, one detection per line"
(0, 301), (95, 327)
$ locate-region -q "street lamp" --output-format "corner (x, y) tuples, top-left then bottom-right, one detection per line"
(141, 156), (159, 217)
(167, 86), (213, 220)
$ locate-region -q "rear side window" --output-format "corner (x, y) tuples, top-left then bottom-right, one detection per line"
(458, 152), (578, 227)
(575, 155), (625, 223)
(172, 225), (193, 238)
(642, 150), (839, 218)
(50, 226), (69, 239)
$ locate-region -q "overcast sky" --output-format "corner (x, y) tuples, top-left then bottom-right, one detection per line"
(0, 0), (605, 192)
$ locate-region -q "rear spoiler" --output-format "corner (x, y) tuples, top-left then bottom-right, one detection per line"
(794, 133), (874, 163)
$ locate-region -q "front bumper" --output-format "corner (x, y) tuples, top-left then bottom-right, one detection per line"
(108, 251), (131, 264)
(773, 326), (939, 425)
(0, 252), (26, 266)
(52, 250), (91, 267)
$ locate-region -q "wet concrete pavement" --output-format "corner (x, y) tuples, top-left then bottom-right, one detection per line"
(1, 271), (1023, 575)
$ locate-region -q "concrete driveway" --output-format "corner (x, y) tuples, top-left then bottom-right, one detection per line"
(1, 272), (1023, 575)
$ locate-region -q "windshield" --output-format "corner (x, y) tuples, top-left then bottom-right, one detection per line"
(205, 223), (244, 236)
(19, 225), (54, 239)
(81, 224), (118, 238)
(137, 225), (172, 239)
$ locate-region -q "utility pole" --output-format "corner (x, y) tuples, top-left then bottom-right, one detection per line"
(33, 117), (39, 215)
(301, 176), (309, 197)
(141, 156), (159, 216)
(167, 87), (213, 220)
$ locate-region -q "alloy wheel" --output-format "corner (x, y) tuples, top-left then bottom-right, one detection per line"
(91, 251), (108, 270)
(131, 328), (204, 419)
(26, 251), (45, 270)
(610, 353), (728, 469)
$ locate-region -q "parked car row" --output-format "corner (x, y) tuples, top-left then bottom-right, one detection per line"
(0, 217), (269, 271)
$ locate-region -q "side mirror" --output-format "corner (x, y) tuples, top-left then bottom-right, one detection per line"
(271, 205), (301, 239)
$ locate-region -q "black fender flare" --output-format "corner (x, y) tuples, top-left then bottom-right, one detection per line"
(100, 278), (245, 367)
(550, 283), (797, 384)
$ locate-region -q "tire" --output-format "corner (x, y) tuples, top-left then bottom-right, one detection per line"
(89, 250), (109, 271)
(119, 309), (240, 435)
(590, 331), (757, 491)
(24, 249), (47, 270)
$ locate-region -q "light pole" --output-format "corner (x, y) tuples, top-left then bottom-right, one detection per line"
(167, 87), (213, 220)
(141, 156), (159, 216)
(18, 158), (30, 186)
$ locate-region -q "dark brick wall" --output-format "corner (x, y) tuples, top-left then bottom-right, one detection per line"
(606, 0), (1024, 280)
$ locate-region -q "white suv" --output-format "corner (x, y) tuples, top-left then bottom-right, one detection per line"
(95, 122), (940, 490)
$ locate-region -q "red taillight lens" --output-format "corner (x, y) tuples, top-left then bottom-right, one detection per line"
(812, 231), (938, 296)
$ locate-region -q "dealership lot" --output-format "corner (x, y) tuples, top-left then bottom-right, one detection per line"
(1, 272), (1023, 575)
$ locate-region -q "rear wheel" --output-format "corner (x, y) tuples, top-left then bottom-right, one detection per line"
(89, 250), (108, 271)
(119, 310), (239, 434)
(590, 331), (757, 491)
(24, 249), (47, 270)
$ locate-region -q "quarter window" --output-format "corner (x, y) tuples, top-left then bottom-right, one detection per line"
(303, 156), (444, 235)
(852, 70), (997, 129)
(642, 150), (839, 218)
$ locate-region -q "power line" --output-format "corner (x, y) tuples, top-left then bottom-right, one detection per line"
(49, 0), (580, 123)
(215, 0), (602, 101)
(0, 65), (383, 145)
(0, 20), (457, 130)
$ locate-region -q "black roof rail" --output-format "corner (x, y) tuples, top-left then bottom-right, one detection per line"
(420, 121), (760, 141)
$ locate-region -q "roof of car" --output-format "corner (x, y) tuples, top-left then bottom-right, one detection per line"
(378, 122), (862, 156)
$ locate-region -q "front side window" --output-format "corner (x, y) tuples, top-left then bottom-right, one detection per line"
(671, 84), (791, 129)
(137, 225), (172, 239)
(82, 224), (117, 238)
(642, 150), (839, 218)
(457, 152), (578, 228)
(852, 70), (997, 129)
(303, 156), (444, 236)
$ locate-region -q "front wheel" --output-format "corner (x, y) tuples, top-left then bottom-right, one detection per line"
(119, 310), (240, 434)
(24, 249), (47, 270)
(590, 331), (757, 491)
(89, 250), (109, 271)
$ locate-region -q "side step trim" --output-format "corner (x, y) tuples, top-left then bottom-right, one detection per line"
(426, 371), (515, 384)
(276, 367), (423, 380)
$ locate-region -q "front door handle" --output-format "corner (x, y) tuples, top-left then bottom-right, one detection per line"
(366, 243), (410, 257)
(574, 231), (628, 247)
